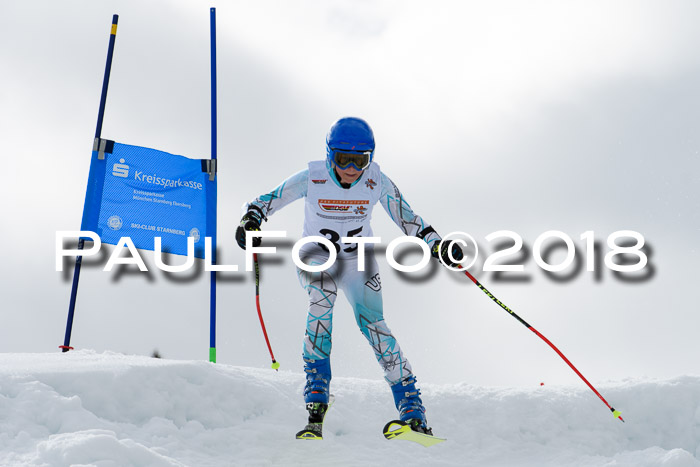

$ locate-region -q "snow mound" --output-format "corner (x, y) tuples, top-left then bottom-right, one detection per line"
(0, 351), (698, 466)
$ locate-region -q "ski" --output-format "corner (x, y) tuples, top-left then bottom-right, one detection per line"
(296, 394), (335, 440)
(382, 420), (446, 447)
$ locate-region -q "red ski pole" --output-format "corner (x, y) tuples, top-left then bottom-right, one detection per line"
(456, 263), (623, 422)
(254, 253), (280, 370)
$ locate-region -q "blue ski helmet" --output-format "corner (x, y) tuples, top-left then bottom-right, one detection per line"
(326, 117), (375, 171)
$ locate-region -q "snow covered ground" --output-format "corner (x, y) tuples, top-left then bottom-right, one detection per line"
(1, 351), (698, 467)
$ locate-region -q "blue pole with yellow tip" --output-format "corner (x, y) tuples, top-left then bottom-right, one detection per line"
(61, 14), (119, 353)
(95, 15), (119, 140)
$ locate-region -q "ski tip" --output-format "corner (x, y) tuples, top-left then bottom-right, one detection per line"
(383, 420), (409, 440)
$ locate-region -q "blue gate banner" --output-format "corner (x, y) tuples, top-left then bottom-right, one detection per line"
(81, 140), (217, 259)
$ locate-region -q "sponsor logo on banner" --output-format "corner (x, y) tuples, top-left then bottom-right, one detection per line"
(107, 215), (123, 230)
(80, 141), (214, 260)
(111, 157), (203, 190)
(318, 199), (369, 214)
(112, 159), (129, 178)
(133, 171), (203, 190)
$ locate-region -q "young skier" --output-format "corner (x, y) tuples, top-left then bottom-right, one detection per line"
(236, 117), (463, 439)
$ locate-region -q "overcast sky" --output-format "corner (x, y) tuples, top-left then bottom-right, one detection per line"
(1, 0), (699, 389)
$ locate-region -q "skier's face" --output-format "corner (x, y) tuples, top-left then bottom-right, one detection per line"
(335, 165), (363, 184)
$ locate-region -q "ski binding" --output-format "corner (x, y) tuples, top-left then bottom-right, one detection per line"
(296, 394), (335, 440)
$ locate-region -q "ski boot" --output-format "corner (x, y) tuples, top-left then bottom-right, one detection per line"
(391, 376), (432, 435)
(296, 357), (332, 440)
(303, 357), (331, 404)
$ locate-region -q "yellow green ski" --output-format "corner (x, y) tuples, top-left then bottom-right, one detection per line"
(382, 420), (446, 447)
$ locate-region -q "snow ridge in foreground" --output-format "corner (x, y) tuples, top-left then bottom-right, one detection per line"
(0, 351), (698, 466)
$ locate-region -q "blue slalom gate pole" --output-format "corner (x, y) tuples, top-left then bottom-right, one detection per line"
(209, 7), (218, 363)
(61, 14), (119, 353)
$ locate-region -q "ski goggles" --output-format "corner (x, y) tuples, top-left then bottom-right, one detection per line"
(330, 150), (373, 171)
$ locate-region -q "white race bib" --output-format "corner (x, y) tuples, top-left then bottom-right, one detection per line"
(303, 160), (382, 258)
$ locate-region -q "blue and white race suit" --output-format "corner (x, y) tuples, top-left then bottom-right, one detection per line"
(244, 160), (441, 385)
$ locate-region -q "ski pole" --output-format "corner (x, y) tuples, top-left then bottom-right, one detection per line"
(254, 253), (280, 370)
(456, 264), (624, 422)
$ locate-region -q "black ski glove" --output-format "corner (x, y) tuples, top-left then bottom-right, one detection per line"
(431, 239), (464, 267)
(235, 211), (262, 250)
